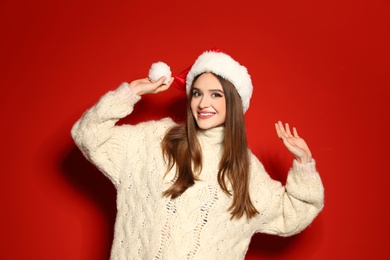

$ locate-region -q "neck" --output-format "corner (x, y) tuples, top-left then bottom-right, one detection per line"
(197, 126), (224, 151)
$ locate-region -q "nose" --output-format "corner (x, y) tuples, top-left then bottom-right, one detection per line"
(198, 95), (210, 109)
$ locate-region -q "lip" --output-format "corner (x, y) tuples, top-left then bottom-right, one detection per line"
(197, 111), (216, 119)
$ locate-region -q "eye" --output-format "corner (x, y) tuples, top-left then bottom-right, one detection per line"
(211, 92), (223, 98)
(192, 90), (202, 97)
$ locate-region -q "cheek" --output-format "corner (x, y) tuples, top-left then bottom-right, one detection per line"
(190, 100), (197, 115)
(220, 101), (227, 115)
(222, 102), (227, 120)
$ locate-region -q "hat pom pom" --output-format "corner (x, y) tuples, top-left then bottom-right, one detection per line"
(148, 62), (171, 84)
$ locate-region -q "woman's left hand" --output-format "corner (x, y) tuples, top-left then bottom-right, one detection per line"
(129, 77), (174, 96)
(275, 121), (312, 164)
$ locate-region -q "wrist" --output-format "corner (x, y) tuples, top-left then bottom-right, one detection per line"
(296, 156), (312, 164)
(128, 82), (143, 96)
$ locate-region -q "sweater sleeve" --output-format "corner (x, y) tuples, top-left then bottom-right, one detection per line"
(71, 83), (143, 187)
(250, 154), (324, 237)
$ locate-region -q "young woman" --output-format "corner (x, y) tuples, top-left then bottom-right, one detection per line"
(71, 50), (324, 259)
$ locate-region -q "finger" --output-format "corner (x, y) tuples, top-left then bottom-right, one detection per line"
(285, 123), (292, 136)
(156, 83), (170, 93)
(275, 123), (282, 138)
(168, 77), (174, 85)
(155, 77), (174, 93)
(277, 121), (285, 134)
(293, 127), (299, 137)
(149, 77), (167, 92)
(155, 76), (167, 85)
(276, 121), (287, 140)
(163, 77), (174, 89)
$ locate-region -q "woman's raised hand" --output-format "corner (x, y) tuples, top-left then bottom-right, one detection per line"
(128, 76), (174, 96)
(275, 121), (312, 164)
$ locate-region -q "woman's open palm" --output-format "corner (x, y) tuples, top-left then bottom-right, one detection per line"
(128, 77), (174, 96)
(275, 121), (312, 164)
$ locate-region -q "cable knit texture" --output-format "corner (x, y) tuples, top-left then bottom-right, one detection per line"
(71, 83), (324, 260)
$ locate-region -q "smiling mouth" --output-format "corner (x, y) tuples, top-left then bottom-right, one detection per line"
(198, 112), (215, 119)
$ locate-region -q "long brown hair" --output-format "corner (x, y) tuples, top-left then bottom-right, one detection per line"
(161, 73), (259, 219)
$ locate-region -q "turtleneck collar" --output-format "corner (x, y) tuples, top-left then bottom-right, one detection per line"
(197, 126), (224, 151)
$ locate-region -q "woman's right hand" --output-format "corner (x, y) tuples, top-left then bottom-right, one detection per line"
(128, 76), (174, 96)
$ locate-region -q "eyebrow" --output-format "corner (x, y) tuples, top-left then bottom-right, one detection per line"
(192, 87), (224, 93)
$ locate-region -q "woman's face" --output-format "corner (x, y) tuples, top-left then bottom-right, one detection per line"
(190, 73), (226, 130)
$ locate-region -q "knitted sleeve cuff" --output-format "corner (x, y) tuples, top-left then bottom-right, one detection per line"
(292, 159), (317, 176)
(113, 82), (142, 104)
(92, 82), (141, 121)
(287, 159), (324, 209)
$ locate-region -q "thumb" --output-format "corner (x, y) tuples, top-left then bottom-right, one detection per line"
(154, 76), (167, 85)
(153, 76), (171, 93)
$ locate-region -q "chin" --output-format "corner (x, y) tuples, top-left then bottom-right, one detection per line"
(197, 125), (212, 130)
(196, 123), (213, 130)
(196, 121), (224, 130)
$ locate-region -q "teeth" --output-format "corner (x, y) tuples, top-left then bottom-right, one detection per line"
(200, 113), (213, 116)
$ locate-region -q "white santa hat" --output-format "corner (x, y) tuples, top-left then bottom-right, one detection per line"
(186, 49), (253, 113)
(148, 49), (253, 113)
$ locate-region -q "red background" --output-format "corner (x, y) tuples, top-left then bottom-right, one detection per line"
(1, 0), (389, 259)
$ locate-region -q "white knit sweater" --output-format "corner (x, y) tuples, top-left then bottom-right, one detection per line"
(71, 83), (324, 260)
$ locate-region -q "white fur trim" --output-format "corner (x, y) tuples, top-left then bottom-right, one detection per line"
(148, 62), (172, 84)
(186, 51), (253, 113)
